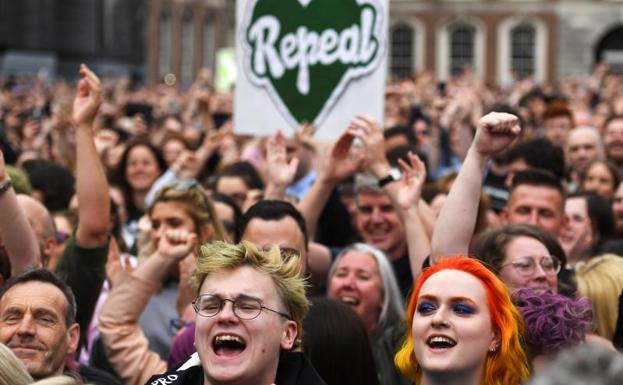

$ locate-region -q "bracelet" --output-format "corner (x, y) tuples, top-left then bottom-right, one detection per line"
(0, 179), (12, 197)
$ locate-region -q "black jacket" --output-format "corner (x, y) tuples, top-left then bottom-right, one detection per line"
(144, 351), (327, 385)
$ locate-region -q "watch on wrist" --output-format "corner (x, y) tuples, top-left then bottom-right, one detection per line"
(0, 179), (12, 197)
(377, 168), (401, 188)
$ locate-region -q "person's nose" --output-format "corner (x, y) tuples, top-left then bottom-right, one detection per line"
(532, 261), (548, 281)
(430, 306), (449, 328)
(528, 210), (540, 226)
(370, 207), (384, 223)
(335, 272), (356, 291)
(344, 273), (358, 289)
(216, 300), (239, 323)
(16, 315), (36, 337)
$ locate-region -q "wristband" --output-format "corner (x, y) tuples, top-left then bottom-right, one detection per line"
(377, 169), (401, 188)
(0, 179), (12, 197)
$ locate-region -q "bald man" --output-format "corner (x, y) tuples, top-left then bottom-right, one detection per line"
(566, 126), (604, 184)
(16, 195), (60, 268)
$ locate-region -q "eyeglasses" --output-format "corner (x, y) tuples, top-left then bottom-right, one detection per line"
(192, 294), (292, 321)
(499, 255), (561, 276)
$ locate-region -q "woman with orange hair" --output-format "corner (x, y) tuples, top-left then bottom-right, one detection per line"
(395, 256), (529, 385)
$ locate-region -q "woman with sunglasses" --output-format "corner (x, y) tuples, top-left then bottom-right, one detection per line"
(98, 183), (226, 385)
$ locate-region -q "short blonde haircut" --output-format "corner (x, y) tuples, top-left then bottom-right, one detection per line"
(0, 343), (32, 385)
(193, 240), (309, 331)
(576, 254), (623, 340)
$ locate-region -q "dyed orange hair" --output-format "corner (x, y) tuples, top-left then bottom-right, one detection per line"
(394, 256), (529, 385)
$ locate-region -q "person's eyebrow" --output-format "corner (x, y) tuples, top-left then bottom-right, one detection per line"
(234, 293), (263, 302)
(417, 294), (478, 306)
(448, 296), (478, 306)
(1, 306), (24, 316)
(33, 308), (60, 320)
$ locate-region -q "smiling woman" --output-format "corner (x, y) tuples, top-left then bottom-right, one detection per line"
(475, 224), (568, 294)
(394, 256), (529, 385)
(114, 140), (167, 247)
(327, 243), (404, 334)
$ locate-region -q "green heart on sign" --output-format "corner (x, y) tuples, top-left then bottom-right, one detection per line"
(241, 0), (385, 127)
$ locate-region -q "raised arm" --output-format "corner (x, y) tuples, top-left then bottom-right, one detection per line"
(54, 64), (110, 349)
(394, 153), (430, 279)
(297, 130), (362, 237)
(145, 128), (228, 207)
(264, 131), (298, 201)
(73, 64), (110, 247)
(431, 112), (520, 260)
(350, 115), (431, 278)
(99, 229), (197, 385)
(0, 150), (40, 276)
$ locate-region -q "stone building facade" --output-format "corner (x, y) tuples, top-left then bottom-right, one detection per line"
(387, 0), (623, 85)
(145, 0), (231, 87)
(0, 0), (230, 85)
(0, 0), (147, 80)
(2, 0), (623, 86)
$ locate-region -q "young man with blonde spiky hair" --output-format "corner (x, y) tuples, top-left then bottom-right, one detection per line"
(144, 238), (325, 385)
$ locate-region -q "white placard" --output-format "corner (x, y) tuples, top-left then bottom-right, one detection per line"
(234, 0), (387, 141)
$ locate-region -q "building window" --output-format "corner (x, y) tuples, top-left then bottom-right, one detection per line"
(181, 13), (194, 85)
(497, 18), (546, 85)
(510, 23), (535, 79)
(390, 23), (414, 79)
(449, 23), (475, 76)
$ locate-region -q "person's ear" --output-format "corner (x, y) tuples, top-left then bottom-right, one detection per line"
(489, 329), (501, 353)
(280, 320), (298, 351)
(66, 323), (80, 355)
(44, 236), (58, 259)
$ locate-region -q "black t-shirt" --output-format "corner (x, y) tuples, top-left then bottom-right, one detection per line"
(145, 352), (327, 385)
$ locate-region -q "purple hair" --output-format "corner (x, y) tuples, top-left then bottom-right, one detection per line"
(513, 288), (593, 355)
(167, 322), (196, 368)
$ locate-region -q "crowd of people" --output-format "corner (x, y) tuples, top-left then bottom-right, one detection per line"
(1, 61), (623, 385)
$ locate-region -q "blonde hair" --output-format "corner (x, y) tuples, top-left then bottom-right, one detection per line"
(151, 184), (227, 242)
(194, 240), (309, 331)
(576, 254), (623, 340)
(0, 343), (32, 385)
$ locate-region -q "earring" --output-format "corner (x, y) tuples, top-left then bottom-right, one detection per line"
(489, 343), (499, 353)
